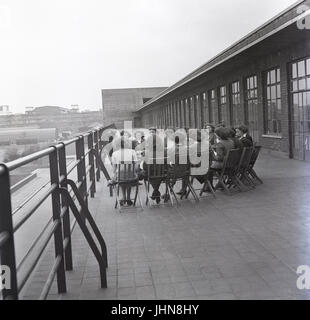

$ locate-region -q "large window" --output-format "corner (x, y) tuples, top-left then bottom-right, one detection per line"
(219, 85), (229, 125)
(265, 68), (281, 135)
(231, 81), (242, 126)
(291, 58), (310, 160)
(245, 75), (259, 141)
(208, 89), (216, 124)
(202, 92), (208, 124)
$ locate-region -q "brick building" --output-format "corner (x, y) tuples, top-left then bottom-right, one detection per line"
(102, 87), (167, 128)
(136, 0), (310, 161)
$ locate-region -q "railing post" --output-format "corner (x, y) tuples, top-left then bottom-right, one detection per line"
(0, 164), (18, 300)
(49, 147), (67, 294)
(58, 143), (73, 271)
(94, 130), (101, 182)
(75, 136), (88, 220)
(88, 132), (96, 198)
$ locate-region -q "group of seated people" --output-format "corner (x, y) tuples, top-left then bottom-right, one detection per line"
(106, 123), (254, 207)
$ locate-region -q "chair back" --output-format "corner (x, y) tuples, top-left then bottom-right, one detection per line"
(240, 147), (254, 170)
(223, 149), (242, 171)
(145, 157), (168, 180)
(250, 146), (261, 166)
(117, 161), (139, 183)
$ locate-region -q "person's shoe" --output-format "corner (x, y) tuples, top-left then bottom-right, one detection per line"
(119, 200), (125, 206)
(127, 200), (133, 206)
(215, 182), (224, 190)
(203, 186), (212, 193)
(176, 190), (185, 195)
(155, 197), (161, 204)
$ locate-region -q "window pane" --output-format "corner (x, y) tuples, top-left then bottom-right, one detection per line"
(270, 70), (276, 84)
(292, 63), (297, 79)
(277, 84), (281, 98)
(298, 61), (306, 77)
(307, 77), (310, 90)
(299, 79), (306, 90)
(277, 68), (280, 82)
(293, 80), (298, 91)
(267, 88), (270, 100)
(307, 59), (310, 75)
(254, 76), (257, 88)
(271, 86), (276, 99)
(293, 93), (299, 106)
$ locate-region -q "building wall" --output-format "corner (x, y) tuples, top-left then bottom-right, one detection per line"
(101, 87), (167, 128)
(138, 30), (310, 159)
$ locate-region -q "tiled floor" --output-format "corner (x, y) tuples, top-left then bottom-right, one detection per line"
(23, 153), (310, 300)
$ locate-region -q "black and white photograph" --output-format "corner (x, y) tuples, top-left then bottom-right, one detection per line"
(0, 0), (310, 308)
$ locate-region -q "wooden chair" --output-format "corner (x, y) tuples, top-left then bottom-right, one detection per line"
(211, 149), (244, 195)
(166, 155), (199, 206)
(143, 157), (169, 207)
(186, 150), (216, 199)
(236, 147), (255, 189)
(114, 161), (143, 211)
(247, 146), (263, 185)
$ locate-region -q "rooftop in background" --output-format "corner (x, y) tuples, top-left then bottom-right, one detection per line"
(102, 87), (168, 128)
(0, 105), (12, 116)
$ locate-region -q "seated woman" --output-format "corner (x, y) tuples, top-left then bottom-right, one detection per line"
(205, 126), (234, 190)
(111, 137), (139, 206)
(204, 123), (216, 146)
(141, 133), (165, 204)
(228, 127), (244, 150)
(236, 125), (253, 147)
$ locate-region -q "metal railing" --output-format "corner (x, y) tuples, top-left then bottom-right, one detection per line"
(0, 125), (114, 300)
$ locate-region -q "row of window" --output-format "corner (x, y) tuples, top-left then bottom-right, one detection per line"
(150, 57), (310, 139)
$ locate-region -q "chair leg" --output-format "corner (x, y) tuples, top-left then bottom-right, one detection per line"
(144, 181), (150, 206)
(186, 178), (199, 202)
(115, 184), (119, 209)
(235, 175), (248, 191)
(168, 183), (178, 206)
(185, 177), (194, 199)
(216, 174), (231, 195)
(206, 180), (216, 198)
(133, 184), (139, 206)
(249, 169), (263, 184)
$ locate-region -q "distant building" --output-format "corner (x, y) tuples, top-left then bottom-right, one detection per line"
(0, 105), (12, 116)
(0, 106), (103, 136)
(27, 106), (68, 115)
(101, 87), (167, 128)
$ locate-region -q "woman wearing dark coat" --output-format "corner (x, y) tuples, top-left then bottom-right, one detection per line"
(204, 127), (234, 190)
(236, 125), (253, 147)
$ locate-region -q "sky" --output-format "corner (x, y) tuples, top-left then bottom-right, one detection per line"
(0, 0), (299, 113)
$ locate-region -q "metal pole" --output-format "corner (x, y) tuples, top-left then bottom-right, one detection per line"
(94, 130), (100, 182)
(58, 143), (73, 271)
(49, 147), (67, 294)
(88, 132), (96, 198)
(0, 164), (18, 300)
